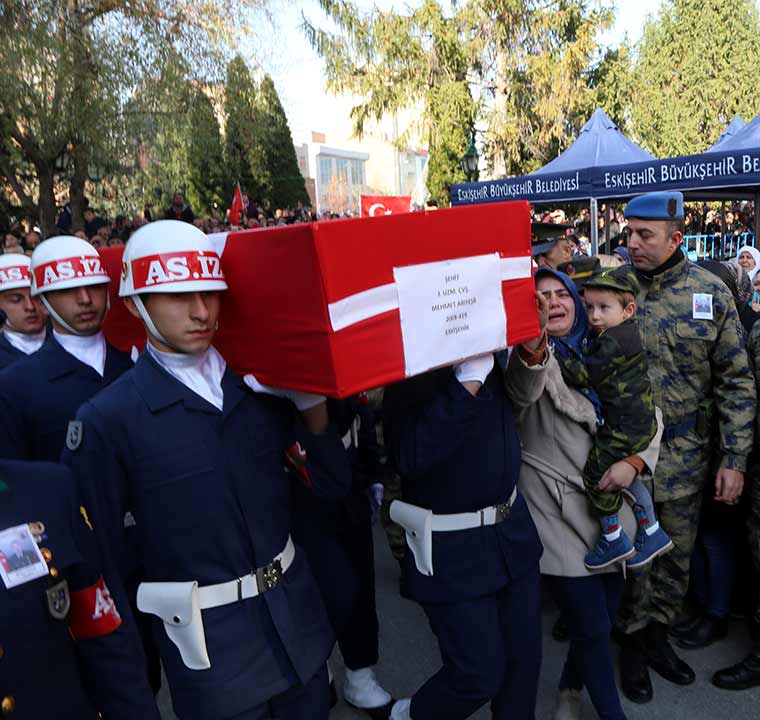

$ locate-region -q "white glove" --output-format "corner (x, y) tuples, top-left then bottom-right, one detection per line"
(243, 374), (326, 412)
(454, 353), (494, 385)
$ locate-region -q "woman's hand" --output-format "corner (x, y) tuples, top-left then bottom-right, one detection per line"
(521, 291), (549, 352)
(598, 460), (637, 492)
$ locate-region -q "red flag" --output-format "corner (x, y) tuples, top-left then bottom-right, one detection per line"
(229, 183), (244, 226)
(360, 195), (411, 217)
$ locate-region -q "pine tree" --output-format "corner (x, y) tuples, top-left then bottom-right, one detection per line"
(258, 75), (310, 208)
(187, 87), (226, 214)
(223, 56), (267, 203)
(633, 0), (760, 157)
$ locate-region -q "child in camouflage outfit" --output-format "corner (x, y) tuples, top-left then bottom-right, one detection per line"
(571, 265), (673, 570)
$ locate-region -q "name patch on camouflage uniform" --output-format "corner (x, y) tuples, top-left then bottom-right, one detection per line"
(66, 421), (83, 451)
(692, 293), (713, 320)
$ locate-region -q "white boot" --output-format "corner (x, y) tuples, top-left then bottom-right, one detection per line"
(554, 688), (581, 720)
(389, 698), (411, 720)
(344, 666), (393, 709)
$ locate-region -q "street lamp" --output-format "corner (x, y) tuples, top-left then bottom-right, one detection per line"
(460, 133), (479, 182)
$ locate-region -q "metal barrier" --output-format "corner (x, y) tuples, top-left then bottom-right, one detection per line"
(681, 232), (755, 262)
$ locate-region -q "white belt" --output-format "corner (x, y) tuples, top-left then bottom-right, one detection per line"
(341, 416), (361, 450)
(431, 487), (518, 532)
(197, 537), (296, 610)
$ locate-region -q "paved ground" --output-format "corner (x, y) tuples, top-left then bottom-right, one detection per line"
(159, 525), (760, 719)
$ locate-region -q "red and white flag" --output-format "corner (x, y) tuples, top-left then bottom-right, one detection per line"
(360, 195), (411, 218)
(229, 183), (244, 226)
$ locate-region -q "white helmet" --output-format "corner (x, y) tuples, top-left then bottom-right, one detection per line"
(30, 236), (111, 336)
(31, 236), (110, 297)
(0, 254), (32, 292)
(119, 220), (227, 349)
(120, 220), (227, 297)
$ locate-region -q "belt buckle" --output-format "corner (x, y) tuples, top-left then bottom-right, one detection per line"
(256, 558), (283, 593)
(494, 502), (511, 523)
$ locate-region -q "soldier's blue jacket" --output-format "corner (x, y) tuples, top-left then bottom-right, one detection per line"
(62, 351), (352, 720)
(0, 333), (25, 371)
(0, 459), (159, 719)
(0, 335), (132, 461)
(383, 365), (543, 603)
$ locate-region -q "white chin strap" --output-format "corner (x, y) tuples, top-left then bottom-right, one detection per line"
(132, 295), (180, 352)
(40, 294), (85, 336)
(40, 285), (110, 337)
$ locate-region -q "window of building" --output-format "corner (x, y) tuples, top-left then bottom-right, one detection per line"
(350, 159), (365, 187)
(336, 158), (349, 182)
(318, 156), (333, 186)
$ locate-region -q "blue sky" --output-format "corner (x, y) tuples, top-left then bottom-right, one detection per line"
(252, 0), (665, 142)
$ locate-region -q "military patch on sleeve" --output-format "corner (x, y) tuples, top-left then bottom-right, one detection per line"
(46, 579), (71, 620)
(66, 420), (83, 451)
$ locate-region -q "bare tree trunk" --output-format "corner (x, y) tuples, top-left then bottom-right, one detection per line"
(69, 142), (88, 231)
(37, 163), (57, 238)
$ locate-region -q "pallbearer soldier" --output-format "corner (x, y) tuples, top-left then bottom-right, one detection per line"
(0, 236), (132, 460)
(63, 220), (352, 720)
(0, 458), (160, 719)
(382, 338), (546, 719)
(0, 255), (47, 370)
(288, 395), (394, 717)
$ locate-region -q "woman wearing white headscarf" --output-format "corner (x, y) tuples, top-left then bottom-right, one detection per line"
(737, 246), (760, 282)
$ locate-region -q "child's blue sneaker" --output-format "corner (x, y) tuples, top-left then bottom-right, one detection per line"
(584, 531), (635, 570)
(627, 523), (674, 569)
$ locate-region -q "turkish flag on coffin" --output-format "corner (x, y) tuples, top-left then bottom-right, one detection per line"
(360, 194), (411, 217)
(100, 201), (538, 398)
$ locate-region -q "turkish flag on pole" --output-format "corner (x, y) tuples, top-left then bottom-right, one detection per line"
(360, 194), (411, 217)
(229, 183), (244, 226)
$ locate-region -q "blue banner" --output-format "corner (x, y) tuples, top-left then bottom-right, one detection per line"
(450, 148), (760, 206)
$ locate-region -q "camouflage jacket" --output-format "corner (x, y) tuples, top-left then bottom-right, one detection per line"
(746, 321), (760, 453)
(636, 255), (756, 487)
(585, 319), (657, 451)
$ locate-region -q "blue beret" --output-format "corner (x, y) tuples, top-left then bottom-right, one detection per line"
(624, 192), (684, 220)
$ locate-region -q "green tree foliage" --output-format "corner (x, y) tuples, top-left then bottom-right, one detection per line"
(187, 87), (227, 214)
(258, 74), (310, 208)
(224, 55), (268, 204)
(477, 1), (614, 175)
(633, 0), (760, 157)
(304, 0), (477, 206)
(0, 0), (264, 234)
(304, 0), (614, 202)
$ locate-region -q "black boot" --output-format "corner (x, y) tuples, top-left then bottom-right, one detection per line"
(645, 622), (695, 685)
(620, 630), (653, 704)
(712, 653), (760, 690)
(676, 615), (728, 649)
(670, 610), (703, 639)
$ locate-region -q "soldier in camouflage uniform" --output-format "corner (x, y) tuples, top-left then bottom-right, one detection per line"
(712, 317), (760, 690)
(614, 192), (756, 705)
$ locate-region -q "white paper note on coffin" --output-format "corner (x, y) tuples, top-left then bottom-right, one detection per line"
(327, 255), (530, 333)
(393, 253), (507, 377)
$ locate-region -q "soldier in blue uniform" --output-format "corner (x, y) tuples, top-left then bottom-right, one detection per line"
(0, 236), (132, 461)
(0, 458), (160, 719)
(63, 220), (352, 720)
(289, 395), (393, 717)
(382, 335), (546, 719)
(0, 254), (47, 370)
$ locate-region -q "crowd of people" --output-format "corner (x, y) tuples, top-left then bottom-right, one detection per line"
(1, 190), (760, 720)
(531, 201), (758, 259)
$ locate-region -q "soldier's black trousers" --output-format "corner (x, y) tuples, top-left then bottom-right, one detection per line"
(410, 565), (541, 720)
